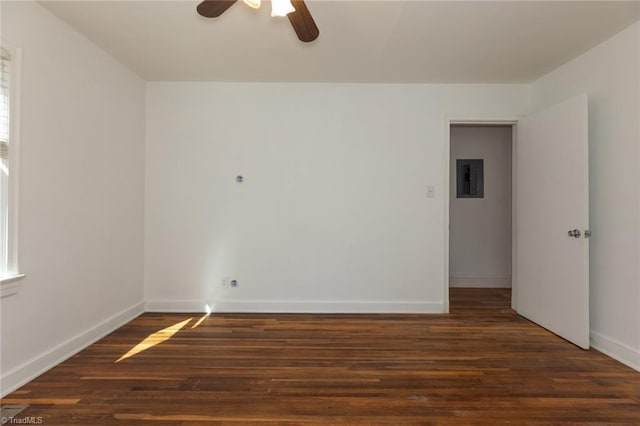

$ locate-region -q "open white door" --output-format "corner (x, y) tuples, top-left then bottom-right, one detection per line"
(515, 94), (589, 349)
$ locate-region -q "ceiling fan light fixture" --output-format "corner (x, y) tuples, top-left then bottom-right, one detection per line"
(271, 0), (295, 17)
(243, 0), (261, 9)
(196, 0), (318, 42)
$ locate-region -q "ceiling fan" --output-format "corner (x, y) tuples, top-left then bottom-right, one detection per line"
(197, 0), (319, 43)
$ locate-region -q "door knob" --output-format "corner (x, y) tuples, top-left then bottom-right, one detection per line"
(568, 229), (581, 238)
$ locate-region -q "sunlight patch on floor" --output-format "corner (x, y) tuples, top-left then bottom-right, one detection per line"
(191, 313), (210, 329)
(115, 318), (192, 363)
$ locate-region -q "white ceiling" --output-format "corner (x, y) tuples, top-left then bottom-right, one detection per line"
(40, 0), (640, 83)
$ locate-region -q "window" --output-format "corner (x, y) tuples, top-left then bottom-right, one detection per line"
(0, 43), (23, 297)
(1, 47), (11, 275)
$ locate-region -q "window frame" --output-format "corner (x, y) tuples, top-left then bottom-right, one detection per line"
(0, 40), (24, 298)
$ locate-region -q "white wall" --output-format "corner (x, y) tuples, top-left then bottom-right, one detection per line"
(145, 83), (530, 313)
(449, 126), (512, 288)
(637, 21), (640, 364)
(0, 1), (146, 395)
(532, 22), (640, 369)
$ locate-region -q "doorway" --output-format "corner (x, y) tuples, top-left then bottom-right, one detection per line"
(448, 125), (513, 297)
(444, 96), (589, 348)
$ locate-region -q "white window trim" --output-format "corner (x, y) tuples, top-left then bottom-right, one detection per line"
(1, 40), (24, 298)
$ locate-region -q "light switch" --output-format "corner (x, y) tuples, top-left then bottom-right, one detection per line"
(426, 186), (435, 198)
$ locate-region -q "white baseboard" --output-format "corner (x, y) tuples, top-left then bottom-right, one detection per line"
(590, 330), (640, 372)
(449, 274), (511, 288)
(145, 299), (445, 314)
(0, 301), (145, 397)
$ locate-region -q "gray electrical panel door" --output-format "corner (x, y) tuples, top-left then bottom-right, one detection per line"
(456, 159), (484, 198)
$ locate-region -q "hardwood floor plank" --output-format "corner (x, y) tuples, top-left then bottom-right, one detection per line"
(1, 398), (80, 405)
(2, 289), (639, 424)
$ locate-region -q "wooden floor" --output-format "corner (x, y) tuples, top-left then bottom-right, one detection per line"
(2, 289), (640, 425)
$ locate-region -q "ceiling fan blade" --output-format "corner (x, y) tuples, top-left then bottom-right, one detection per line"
(197, 0), (238, 18)
(287, 0), (319, 42)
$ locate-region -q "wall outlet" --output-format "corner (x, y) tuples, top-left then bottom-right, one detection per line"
(221, 277), (229, 288)
(230, 280), (238, 288)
